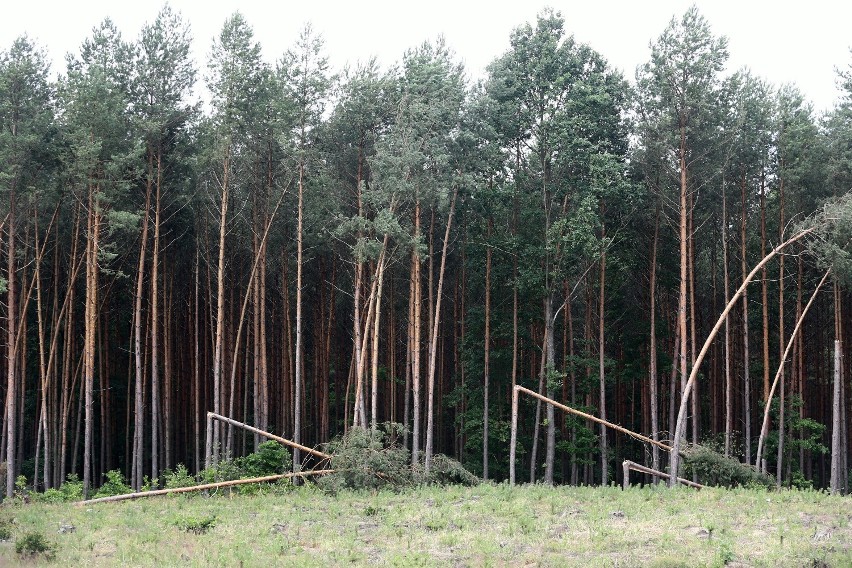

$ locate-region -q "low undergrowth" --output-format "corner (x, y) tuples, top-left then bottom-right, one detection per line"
(1, 483), (849, 566)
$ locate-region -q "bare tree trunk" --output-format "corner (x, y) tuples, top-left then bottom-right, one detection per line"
(483, 218), (492, 480)
(760, 175), (770, 405)
(649, 205), (660, 474)
(5, 187), (15, 498)
(775, 180), (786, 483)
(672, 124), (689, 485)
(370, 246), (389, 430)
(131, 152), (153, 490)
(212, 147), (230, 464)
(150, 148), (163, 483)
(530, 326), (547, 483)
(598, 237), (608, 485)
(831, 335), (842, 495)
(411, 202), (422, 466)
(722, 185), (732, 458)
(83, 185), (101, 499)
(741, 175), (752, 465)
(425, 187), (458, 474)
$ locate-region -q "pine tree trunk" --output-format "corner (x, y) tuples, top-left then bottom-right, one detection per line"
(483, 218), (492, 480)
(598, 237), (608, 485)
(83, 185), (101, 499)
(761, 175), (770, 409)
(671, 124), (689, 486)
(722, 185), (732, 458)
(5, 186), (15, 498)
(150, 148), (163, 483)
(649, 205), (660, 474)
(741, 174), (752, 465)
(212, 147), (231, 464)
(776, 179), (786, 483)
(293, 158), (305, 470)
(425, 187), (458, 474)
(411, 202), (422, 465)
(831, 334), (842, 494)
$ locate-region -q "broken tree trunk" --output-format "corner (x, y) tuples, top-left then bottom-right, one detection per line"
(510, 385), (672, 485)
(205, 412), (330, 471)
(622, 461), (703, 490)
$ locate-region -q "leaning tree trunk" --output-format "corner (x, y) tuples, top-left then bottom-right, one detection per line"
(669, 228), (813, 485)
(756, 269), (830, 470)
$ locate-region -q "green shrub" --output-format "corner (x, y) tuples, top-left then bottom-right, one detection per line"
(682, 445), (774, 489)
(174, 514), (217, 534)
(0, 521), (12, 541)
(15, 531), (56, 559)
(164, 464), (197, 489)
(32, 473), (84, 503)
(93, 469), (133, 498)
(237, 441), (292, 477)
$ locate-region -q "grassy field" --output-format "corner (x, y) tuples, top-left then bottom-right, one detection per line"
(0, 482), (850, 567)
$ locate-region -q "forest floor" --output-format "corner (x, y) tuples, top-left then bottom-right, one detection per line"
(0, 482), (849, 567)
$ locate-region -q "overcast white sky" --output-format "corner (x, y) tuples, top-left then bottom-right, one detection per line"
(3, 1), (851, 112)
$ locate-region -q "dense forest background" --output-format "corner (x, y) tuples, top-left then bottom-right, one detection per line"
(2, 4), (852, 498)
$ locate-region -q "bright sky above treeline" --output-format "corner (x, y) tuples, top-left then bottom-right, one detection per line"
(3, 0), (850, 112)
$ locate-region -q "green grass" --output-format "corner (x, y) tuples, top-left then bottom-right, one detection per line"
(0, 483), (850, 566)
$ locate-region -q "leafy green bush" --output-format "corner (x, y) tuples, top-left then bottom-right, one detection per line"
(237, 441), (292, 477)
(198, 442), (294, 493)
(32, 473), (84, 503)
(682, 445), (774, 489)
(15, 531), (56, 559)
(93, 470), (133, 498)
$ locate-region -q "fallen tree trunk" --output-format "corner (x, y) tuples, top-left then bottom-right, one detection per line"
(622, 461), (702, 490)
(78, 469), (335, 505)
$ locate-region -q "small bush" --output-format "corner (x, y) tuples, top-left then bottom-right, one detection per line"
(200, 441), (292, 485)
(15, 531), (56, 559)
(93, 470), (133, 498)
(237, 441), (292, 477)
(175, 514), (217, 534)
(32, 473), (85, 503)
(682, 445), (774, 489)
(0, 521), (12, 541)
(164, 464), (197, 490)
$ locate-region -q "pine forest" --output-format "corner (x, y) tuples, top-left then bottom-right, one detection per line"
(3, 5), (852, 499)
